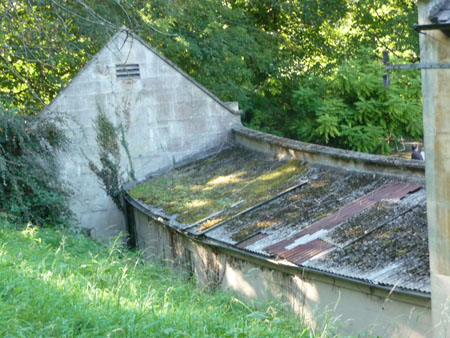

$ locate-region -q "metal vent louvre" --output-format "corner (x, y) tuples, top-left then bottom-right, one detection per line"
(116, 64), (140, 79)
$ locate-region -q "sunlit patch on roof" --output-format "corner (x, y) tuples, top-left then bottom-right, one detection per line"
(205, 173), (244, 189)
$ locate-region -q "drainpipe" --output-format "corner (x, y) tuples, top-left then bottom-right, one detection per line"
(124, 198), (137, 248)
(418, 1), (450, 336)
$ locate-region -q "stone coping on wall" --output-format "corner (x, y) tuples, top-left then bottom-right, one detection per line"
(232, 126), (425, 181)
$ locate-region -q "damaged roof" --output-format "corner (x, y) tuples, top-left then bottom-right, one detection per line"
(128, 147), (429, 294)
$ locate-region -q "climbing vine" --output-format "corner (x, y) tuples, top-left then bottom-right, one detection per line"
(88, 108), (134, 212)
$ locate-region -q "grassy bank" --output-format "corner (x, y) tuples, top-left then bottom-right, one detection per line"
(0, 223), (321, 337)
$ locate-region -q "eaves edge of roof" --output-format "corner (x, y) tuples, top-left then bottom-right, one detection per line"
(124, 193), (431, 300)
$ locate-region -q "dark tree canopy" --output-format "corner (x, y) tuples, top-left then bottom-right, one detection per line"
(0, 0), (420, 154)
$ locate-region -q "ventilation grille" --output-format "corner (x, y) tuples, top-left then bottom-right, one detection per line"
(116, 64), (140, 79)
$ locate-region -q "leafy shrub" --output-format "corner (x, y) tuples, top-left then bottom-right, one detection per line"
(0, 108), (71, 226)
(290, 55), (422, 154)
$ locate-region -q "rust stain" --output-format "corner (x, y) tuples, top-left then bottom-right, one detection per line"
(277, 239), (334, 265)
(265, 182), (422, 255)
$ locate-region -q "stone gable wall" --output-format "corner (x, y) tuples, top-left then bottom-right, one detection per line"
(44, 31), (241, 238)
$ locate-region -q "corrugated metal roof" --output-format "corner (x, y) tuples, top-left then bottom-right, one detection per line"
(236, 233), (268, 249)
(277, 239), (335, 265)
(303, 261), (430, 294)
(303, 197), (429, 294)
(128, 145), (429, 295)
(264, 182), (421, 255)
(203, 167), (386, 251)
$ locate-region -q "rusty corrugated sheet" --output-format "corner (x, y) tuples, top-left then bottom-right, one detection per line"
(265, 182), (421, 255)
(236, 233), (268, 249)
(277, 239), (334, 265)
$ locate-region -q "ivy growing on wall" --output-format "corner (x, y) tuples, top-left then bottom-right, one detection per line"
(88, 108), (135, 212)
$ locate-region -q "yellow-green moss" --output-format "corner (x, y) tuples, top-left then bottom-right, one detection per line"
(129, 148), (307, 226)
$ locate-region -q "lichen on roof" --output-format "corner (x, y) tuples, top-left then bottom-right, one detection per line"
(206, 167), (386, 244)
(331, 203), (427, 268)
(305, 190), (430, 292)
(129, 147), (307, 226)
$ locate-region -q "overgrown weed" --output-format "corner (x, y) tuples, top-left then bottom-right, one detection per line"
(0, 222), (330, 337)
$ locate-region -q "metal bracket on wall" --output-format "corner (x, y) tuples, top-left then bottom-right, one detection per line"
(382, 50), (450, 88)
(413, 23), (450, 37)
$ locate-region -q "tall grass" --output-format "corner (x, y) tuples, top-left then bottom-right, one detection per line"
(0, 222), (320, 337)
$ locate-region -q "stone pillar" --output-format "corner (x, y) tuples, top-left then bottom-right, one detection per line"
(418, 1), (450, 336)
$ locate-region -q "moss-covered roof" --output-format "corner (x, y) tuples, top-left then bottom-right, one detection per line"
(129, 147), (307, 229)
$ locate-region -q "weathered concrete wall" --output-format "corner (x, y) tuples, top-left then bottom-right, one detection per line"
(131, 206), (432, 337)
(418, 1), (450, 336)
(232, 126), (425, 182)
(43, 30), (241, 238)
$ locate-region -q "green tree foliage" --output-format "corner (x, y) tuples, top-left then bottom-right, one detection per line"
(0, 1), (95, 113)
(348, 0), (419, 61)
(0, 108), (71, 226)
(0, 0), (421, 154)
(290, 53), (422, 154)
(245, 1), (421, 150)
